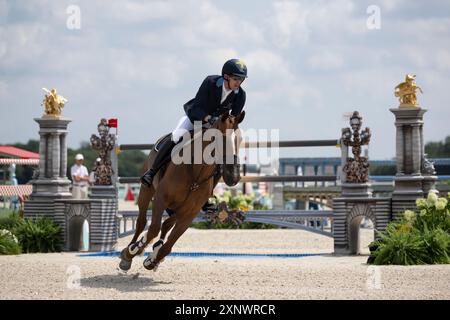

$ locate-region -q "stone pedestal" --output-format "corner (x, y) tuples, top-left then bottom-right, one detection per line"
(24, 117), (72, 220)
(333, 197), (391, 255)
(89, 185), (117, 199)
(422, 175), (438, 195)
(341, 182), (372, 198)
(390, 107), (426, 219)
(54, 198), (118, 252)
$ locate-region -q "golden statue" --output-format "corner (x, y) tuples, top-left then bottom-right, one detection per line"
(42, 87), (68, 116)
(394, 74), (423, 107)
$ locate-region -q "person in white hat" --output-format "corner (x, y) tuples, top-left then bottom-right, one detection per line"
(71, 153), (90, 199)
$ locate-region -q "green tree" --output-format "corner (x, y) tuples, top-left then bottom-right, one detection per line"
(425, 136), (450, 158)
(118, 150), (148, 177)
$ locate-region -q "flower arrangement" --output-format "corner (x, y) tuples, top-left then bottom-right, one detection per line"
(367, 192), (450, 265)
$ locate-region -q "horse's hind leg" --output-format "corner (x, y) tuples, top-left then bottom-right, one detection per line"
(160, 215), (177, 241)
(151, 214), (176, 257)
(144, 211), (195, 271)
(118, 184), (154, 271)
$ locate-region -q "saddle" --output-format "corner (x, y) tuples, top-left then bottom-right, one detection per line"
(154, 132), (172, 152)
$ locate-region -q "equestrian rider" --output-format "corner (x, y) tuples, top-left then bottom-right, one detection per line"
(140, 59), (247, 189)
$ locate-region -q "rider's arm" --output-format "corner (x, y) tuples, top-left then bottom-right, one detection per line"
(230, 88), (246, 117)
(188, 77), (211, 122)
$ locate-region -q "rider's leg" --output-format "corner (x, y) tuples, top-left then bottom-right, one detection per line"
(140, 138), (176, 187)
(141, 116), (193, 188)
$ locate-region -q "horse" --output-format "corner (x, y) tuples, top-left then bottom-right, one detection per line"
(118, 111), (245, 271)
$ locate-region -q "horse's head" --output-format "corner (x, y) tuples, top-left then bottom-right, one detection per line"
(212, 111), (245, 186)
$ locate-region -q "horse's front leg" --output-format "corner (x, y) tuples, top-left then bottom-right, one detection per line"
(118, 184), (155, 272)
(143, 211), (195, 271)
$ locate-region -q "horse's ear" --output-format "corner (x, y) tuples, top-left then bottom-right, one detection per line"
(237, 111), (245, 124)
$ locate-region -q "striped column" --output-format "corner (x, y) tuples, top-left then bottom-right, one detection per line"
(51, 132), (60, 179)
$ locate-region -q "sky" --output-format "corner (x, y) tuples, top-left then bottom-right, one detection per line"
(1, 0), (450, 163)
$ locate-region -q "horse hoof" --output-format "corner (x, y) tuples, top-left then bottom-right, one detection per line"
(118, 248), (133, 271)
(143, 256), (159, 271)
(119, 258), (132, 271)
(143, 260), (156, 271)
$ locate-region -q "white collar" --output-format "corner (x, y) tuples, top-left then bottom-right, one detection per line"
(222, 83), (232, 94)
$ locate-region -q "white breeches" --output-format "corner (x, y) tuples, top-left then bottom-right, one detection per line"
(171, 115), (194, 143)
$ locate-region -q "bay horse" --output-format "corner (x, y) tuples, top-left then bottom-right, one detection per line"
(119, 111), (245, 271)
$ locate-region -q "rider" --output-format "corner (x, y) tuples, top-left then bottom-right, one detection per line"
(140, 59), (248, 192)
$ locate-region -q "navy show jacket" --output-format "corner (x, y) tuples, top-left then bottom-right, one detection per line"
(183, 75), (246, 123)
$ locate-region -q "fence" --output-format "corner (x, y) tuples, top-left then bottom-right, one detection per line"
(113, 138), (343, 237)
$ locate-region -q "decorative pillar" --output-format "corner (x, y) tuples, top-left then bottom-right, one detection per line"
(38, 133), (47, 178)
(411, 124), (421, 175)
(333, 111), (390, 255)
(390, 74), (428, 219)
(24, 88), (72, 221)
(51, 133), (61, 179)
(60, 134), (67, 178)
(395, 124), (404, 174)
(45, 133), (52, 178)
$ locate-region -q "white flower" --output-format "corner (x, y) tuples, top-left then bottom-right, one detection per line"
(419, 209), (427, 217)
(416, 198), (427, 209)
(403, 210), (416, 221)
(0, 229), (18, 243)
(436, 198), (448, 211)
(427, 192), (438, 207)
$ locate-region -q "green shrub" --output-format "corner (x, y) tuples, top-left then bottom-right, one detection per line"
(369, 222), (428, 265)
(0, 212), (23, 231)
(14, 217), (62, 253)
(190, 221), (276, 229)
(239, 222), (276, 229)
(422, 227), (450, 264)
(0, 229), (22, 255)
(368, 192), (450, 265)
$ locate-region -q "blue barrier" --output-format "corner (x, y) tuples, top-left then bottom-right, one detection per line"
(78, 251), (328, 258)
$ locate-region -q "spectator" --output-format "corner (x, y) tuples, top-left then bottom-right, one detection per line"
(71, 154), (90, 199)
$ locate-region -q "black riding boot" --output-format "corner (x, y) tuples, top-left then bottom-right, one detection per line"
(140, 139), (176, 187)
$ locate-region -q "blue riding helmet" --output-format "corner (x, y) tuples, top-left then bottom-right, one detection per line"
(222, 59), (248, 79)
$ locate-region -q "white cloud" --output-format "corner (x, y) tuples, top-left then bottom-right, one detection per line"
(435, 50), (450, 70)
(307, 51), (344, 70)
(243, 50), (293, 80)
(270, 0), (310, 48)
(205, 48), (239, 70)
(105, 0), (178, 23)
